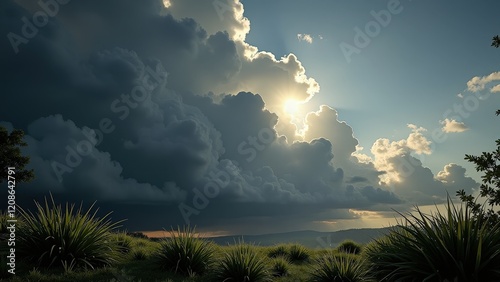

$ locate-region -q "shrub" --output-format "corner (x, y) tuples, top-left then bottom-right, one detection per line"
(17, 195), (123, 271)
(127, 232), (148, 239)
(267, 244), (288, 258)
(156, 226), (213, 276)
(365, 198), (500, 281)
(288, 244), (310, 263)
(271, 255), (290, 277)
(310, 252), (372, 282)
(215, 243), (271, 282)
(337, 240), (362, 255)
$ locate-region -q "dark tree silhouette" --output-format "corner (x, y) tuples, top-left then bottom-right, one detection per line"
(0, 126), (34, 183)
(457, 112), (500, 224)
(457, 37), (500, 224)
(492, 35), (500, 48)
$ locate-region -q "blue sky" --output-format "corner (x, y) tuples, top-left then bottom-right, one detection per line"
(242, 0), (500, 180)
(1, 0), (499, 235)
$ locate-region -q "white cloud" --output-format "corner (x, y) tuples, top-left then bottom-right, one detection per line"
(368, 124), (431, 184)
(435, 163), (477, 190)
(406, 124), (432, 155)
(467, 71), (500, 92)
(457, 93), (464, 98)
(297, 33), (313, 44)
(166, 0), (250, 41)
(491, 84), (500, 93)
(440, 118), (468, 133)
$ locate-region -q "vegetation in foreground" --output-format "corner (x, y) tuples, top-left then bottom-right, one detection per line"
(156, 226), (214, 276)
(364, 198), (500, 282)
(17, 194), (123, 272)
(4, 194), (500, 281)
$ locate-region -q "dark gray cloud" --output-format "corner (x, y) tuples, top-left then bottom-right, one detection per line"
(0, 0), (476, 234)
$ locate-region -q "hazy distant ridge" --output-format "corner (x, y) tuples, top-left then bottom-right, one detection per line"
(206, 227), (392, 248)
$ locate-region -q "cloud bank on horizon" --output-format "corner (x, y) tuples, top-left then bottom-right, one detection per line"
(1, 0), (493, 234)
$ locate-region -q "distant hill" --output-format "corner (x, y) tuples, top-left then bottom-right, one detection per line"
(205, 227), (392, 248)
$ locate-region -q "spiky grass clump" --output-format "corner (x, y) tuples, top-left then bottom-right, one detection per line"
(156, 226), (213, 276)
(110, 232), (133, 254)
(288, 244), (310, 263)
(131, 249), (148, 261)
(365, 198), (500, 282)
(216, 243), (271, 282)
(17, 195), (122, 271)
(271, 255), (290, 277)
(337, 240), (362, 255)
(267, 244), (288, 258)
(310, 252), (372, 282)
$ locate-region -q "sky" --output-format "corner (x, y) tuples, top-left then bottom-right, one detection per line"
(1, 0), (499, 236)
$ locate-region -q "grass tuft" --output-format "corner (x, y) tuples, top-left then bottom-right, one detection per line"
(110, 232), (133, 254)
(131, 249), (148, 261)
(271, 255), (290, 277)
(215, 242), (271, 282)
(288, 243), (310, 263)
(311, 252), (372, 282)
(267, 244), (288, 258)
(365, 197), (500, 281)
(337, 240), (362, 255)
(16, 194), (123, 271)
(155, 226), (213, 276)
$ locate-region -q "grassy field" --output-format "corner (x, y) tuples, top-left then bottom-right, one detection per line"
(0, 234), (364, 281)
(2, 196), (500, 281)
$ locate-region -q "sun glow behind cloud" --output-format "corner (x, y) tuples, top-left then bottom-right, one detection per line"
(282, 99), (309, 137)
(1, 0), (485, 236)
(162, 0), (171, 8)
(283, 99), (300, 116)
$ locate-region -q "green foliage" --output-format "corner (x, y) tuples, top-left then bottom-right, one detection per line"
(156, 226), (213, 276)
(337, 240), (362, 255)
(288, 244), (310, 263)
(215, 243), (271, 282)
(127, 231), (149, 239)
(493, 35), (500, 48)
(365, 198), (500, 281)
(0, 126), (34, 183)
(110, 232), (133, 254)
(458, 111), (500, 225)
(267, 244), (288, 258)
(17, 195), (123, 271)
(271, 255), (290, 277)
(131, 249), (148, 260)
(310, 252), (371, 282)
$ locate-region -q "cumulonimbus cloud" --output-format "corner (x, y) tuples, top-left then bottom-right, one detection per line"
(0, 0), (479, 234)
